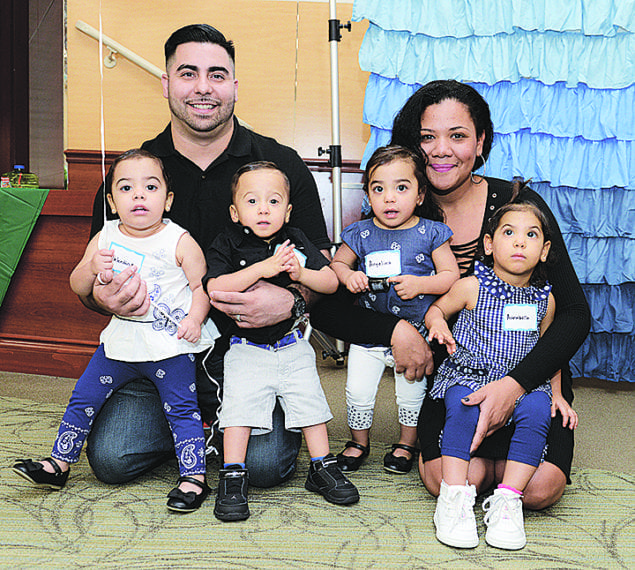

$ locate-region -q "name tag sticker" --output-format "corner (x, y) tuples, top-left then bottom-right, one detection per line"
(108, 241), (145, 274)
(365, 250), (401, 278)
(503, 304), (538, 331)
(274, 243), (307, 267)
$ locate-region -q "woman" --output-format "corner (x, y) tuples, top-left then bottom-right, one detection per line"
(312, 80), (590, 509)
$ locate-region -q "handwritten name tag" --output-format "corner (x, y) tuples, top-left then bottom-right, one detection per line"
(365, 250), (401, 278)
(108, 241), (145, 274)
(503, 304), (538, 331)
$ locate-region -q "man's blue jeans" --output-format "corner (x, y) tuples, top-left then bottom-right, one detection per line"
(85, 351), (302, 488)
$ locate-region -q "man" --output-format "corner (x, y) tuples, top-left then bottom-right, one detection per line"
(83, 24), (331, 489)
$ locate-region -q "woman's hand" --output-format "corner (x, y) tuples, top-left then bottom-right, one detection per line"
(210, 280), (294, 328)
(391, 320), (434, 382)
(461, 375), (525, 453)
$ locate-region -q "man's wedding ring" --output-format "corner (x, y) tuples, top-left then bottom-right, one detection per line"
(235, 314), (242, 322)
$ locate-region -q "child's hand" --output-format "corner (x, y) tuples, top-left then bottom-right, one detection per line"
(177, 315), (202, 343)
(345, 271), (369, 294)
(551, 395), (578, 430)
(260, 240), (296, 279)
(285, 252), (302, 282)
(389, 274), (422, 300)
(92, 249), (114, 284)
(427, 322), (456, 354)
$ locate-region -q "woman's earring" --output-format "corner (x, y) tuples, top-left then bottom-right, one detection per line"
(471, 155), (485, 184)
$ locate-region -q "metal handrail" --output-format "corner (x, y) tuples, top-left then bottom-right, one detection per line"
(75, 20), (163, 78)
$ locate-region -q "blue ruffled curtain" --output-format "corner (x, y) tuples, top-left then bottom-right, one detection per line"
(353, 0), (635, 382)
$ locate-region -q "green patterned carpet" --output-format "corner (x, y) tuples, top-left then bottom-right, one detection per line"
(1, 396), (633, 569)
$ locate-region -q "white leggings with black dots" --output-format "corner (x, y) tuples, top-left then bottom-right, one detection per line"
(345, 343), (427, 430)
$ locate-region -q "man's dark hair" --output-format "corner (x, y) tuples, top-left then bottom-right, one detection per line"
(164, 24), (235, 67)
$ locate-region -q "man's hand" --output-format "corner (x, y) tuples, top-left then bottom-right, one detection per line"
(391, 320), (434, 382)
(462, 375), (525, 453)
(209, 280), (293, 328)
(90, 265), (150, 317)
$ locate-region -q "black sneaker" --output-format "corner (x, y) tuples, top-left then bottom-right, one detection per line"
(305, 454), (359, 505)
(214, 465), (250, 522)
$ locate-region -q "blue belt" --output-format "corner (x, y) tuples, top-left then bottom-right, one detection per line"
(230, 329), (303, 351)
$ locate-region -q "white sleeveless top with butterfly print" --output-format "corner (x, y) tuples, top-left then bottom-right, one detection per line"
(98, 219), (219, 362)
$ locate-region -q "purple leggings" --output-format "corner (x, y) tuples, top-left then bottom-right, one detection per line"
(51, 344), (206, 477)
(441, 384), (551, 467)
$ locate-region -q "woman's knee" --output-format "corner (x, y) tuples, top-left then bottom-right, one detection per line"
(467, 457), (496, 494)
(419, 455), (442, 496)
(522, 461), (566, 510)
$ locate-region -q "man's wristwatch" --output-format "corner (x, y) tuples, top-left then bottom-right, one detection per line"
(288, 286), (307, 319)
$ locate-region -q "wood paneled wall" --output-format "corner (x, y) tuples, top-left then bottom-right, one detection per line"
(67, 0), (369, 161)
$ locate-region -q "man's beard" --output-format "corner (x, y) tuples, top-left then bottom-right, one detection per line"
(169, 97), (235, 134)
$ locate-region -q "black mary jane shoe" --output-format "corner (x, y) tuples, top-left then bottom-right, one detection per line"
(167, 476), (211, 513)
(336, 441), (370, 472)
(383, 443), (420, 474)
(12, 458), (69, 490)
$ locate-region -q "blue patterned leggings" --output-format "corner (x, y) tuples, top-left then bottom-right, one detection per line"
(51, 344), (206, 477)
(441, 384), (551, 467)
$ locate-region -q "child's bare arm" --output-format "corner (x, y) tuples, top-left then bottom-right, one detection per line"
(288, 256), (339, 294)
(207, 240), (295, 295)
(390, 241), (460, 300)
(70, 233), (114, 297)
(540, 293), (556, 335)
(176, 233), (211, 341)
(331, 243), (368, 293)
(424, 276), (478, 354)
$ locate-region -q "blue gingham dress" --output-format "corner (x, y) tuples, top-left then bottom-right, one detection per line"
(430, 262), (552, 400)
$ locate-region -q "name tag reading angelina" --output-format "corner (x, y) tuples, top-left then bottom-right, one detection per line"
(108, 241), (146, 274)
(503, 304), (538, 332)
(365, 250), (401, 278)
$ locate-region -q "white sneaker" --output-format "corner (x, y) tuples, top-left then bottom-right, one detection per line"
(434, 481), (479, 548)
(483, 488), (527, 550)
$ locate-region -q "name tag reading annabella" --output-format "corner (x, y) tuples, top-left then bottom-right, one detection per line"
(365, 250), (401, 278)
(503, 304), (538, 331)
(108, 241), (146, 274)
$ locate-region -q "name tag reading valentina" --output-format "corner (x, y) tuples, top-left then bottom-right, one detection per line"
(503, 304), (538, 331)
(108, 241), (146, 274)
(365, 250), (401, 278)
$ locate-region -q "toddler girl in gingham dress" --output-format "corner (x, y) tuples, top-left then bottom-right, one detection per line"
(425, 199), (578, 551)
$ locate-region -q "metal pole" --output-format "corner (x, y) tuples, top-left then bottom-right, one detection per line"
(328, 0), (343, 245)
